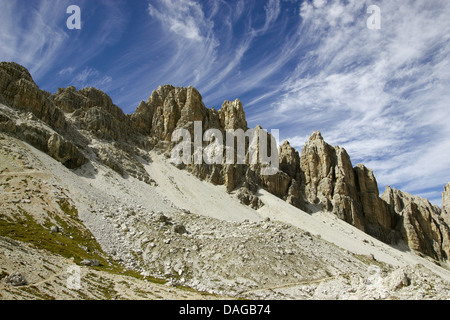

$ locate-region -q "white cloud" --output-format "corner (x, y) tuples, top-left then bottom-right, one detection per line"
(251, 0), (450, 205)
(313, 0), (327, 9)
(59, 67), (75, 76)
(71, 67), (112, 91)
(0, 0), (69, 79)
(0, 0), (128, 88)
(261, 0), (281, 33)
(148, 0), (215, 43)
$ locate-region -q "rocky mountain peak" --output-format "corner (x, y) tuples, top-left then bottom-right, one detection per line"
(300, 130), (363, 229)
(219, 98), (248, 131)
(1, 61), (450, 263)
(309, 130), (324, 141)
(279, 141), (300, 178)
(0, 61), (35, 84)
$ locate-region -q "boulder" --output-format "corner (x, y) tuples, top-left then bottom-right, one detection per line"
(81, 259), (100, 267)
(47, 133), (87, 169)
(173, 224), (188, 234)
(4, 273), (27, 286)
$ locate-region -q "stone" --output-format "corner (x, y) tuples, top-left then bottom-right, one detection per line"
(235, 187), (264, 210)
(157, 213), (171, 224)
(4, 273), (27, 286)
(47, 133), (87, 169)
(173, 224), (188, 234)
(81, 259), (100, 266)
(385, 268), (410, 291)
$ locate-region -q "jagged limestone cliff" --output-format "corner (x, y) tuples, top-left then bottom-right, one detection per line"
(1, 61), (449, 262)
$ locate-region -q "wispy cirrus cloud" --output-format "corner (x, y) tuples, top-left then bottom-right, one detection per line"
(0, 0), (127, 90)
(148, 0), (215, 43)
(69, 67), (113, 91)
(0, 0), (69, 79)
(255, 0), (450, 204)
(1, 0), (449, 205)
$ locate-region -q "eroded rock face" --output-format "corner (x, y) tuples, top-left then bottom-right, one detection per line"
(133, 86), (277, 205)
(132, 86), (246, 144)
(381, 187), (450, 261)
(51, 86), (85, 113)
(269, 141), (306, 210)
(0, 62), (152, 182)
(300, 131), (364, 230)
(47, 133), (87, 169)
(0, 62), (66, 130)
(133, 86), (206, 141)
(0, 104), (87, 170)
(219, 99), (248, 131)
(443, 183), (450, 226)
(52, 86), (134, 141)
(0, 63), (89, 169)
(354, 164), (396, 242)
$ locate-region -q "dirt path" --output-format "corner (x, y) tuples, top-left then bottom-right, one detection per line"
(241, 275), (342, 295)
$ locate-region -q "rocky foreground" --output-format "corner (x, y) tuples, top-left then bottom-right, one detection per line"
(1, 61), (450, 300)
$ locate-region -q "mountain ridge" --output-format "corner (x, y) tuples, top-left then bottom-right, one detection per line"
(0, 61), (449, 263)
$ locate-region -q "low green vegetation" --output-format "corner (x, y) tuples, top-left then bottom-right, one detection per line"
(0, 205), (171, 289)
(0, 207), (106, 266)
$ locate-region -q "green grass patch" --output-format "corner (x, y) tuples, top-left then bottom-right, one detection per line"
(18, 285), (56, 300)
(0, 207), (106, 266)
(0, 205), (214, 298)
(57, 198), (80, 220)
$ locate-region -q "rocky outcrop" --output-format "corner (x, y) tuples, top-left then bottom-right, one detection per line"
(132, 85), (219, 143)
(46, 132), (88, 169)
(262, 141), (306, 210)
(354, 164), (396, 242)
(219, 99), (248, 131)
(298, 131), (450, 260)
(381, 187), (450, 261)
(300, 131), (365, 231)
(133, 85), (275, 203)
(443, 183), (450, 226)
(52, 86), (134, 142)
(0, 104), (87, 169)
(0, 62), (66, 130)
(0, 62), (151, 182)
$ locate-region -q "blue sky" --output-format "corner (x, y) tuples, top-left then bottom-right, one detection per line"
(1, 0), (450, 206)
